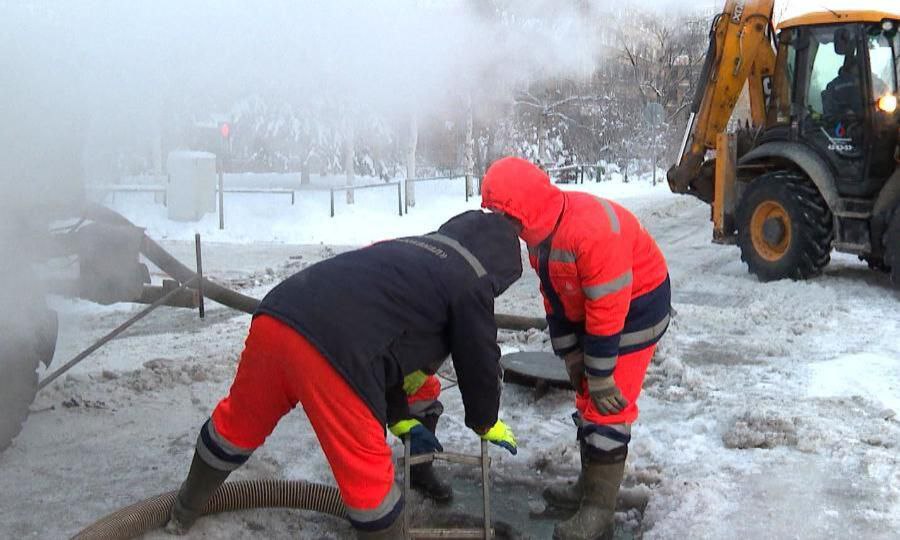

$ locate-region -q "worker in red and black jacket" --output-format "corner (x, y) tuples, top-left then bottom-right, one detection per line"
(482, 157), (670, 540)
(165, 210), (522, 539)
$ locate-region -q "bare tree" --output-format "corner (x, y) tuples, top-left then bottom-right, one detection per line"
(406, 111), (418, 207)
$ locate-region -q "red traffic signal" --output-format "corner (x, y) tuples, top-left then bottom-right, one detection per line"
(219, 122), (231, 139)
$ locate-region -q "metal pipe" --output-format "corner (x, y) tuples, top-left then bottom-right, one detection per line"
(195, 234), (205, 319)
(400, 452), (485, 467)
(37, 276), (198, 391)
(218, 171), (225, 230)
(481, 439), (491, 539)
(404, 435), (411, 536)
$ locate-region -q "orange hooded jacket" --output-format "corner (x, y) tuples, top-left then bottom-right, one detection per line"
(482, 157), (670, 378)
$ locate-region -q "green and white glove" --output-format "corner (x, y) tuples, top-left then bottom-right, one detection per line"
(588, 376), (628, 415)
(478, 419), (518, 455)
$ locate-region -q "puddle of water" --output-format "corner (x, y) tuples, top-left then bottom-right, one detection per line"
(407, 470), (638, 540)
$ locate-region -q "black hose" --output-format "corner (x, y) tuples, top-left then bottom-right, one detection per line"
(72, 479), (346, 540)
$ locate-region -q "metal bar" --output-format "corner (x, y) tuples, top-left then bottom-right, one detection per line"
(85, 185), (167, 193)
(36, 276), (199, 391)
(218, 171), (225, 230)
(397, 182), (403, 216)
(406, 177), (461, 184)
(408, 529), (493, 539)
(481, 439), (491, 539)
(404, 435), (411, 536)
(330, 188), (335, 218)
(195, 233), (205, 319)
(329, 181), (400, 192)
(398, 451), (484, 467)
(291, 191), (295, 205)
(221, 188), (294, 194)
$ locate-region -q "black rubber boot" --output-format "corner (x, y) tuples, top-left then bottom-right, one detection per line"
(410, 462), (454, 503)
(543, 442), (587, 510)
(410, 414), (453, 503)
(552, 457), (625, 540)
(356, 509), (409, 539)
(165, 452), (232, 534)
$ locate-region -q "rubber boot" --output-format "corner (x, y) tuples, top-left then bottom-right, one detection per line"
(410, 414), (453, 503)
(355, 510), (409, 539)
(552, 458), (625, 540)
(542, 442), (587, 510)
(165, 452), (232, 534)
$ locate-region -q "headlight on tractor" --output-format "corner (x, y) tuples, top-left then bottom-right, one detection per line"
(877, 95), (898, 113)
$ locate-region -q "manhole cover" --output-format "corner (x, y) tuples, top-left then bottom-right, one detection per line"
(501, 351), (571, 389)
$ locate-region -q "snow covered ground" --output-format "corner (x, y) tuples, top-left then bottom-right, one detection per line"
(1, 175), (898, 539)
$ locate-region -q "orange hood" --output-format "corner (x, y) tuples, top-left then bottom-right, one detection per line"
(481, 157), (564, 246)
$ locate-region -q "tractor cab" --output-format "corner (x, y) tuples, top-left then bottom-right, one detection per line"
(769, 13), (899, 199)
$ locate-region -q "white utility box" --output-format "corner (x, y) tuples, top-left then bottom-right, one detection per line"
(166, 151), (217, 221)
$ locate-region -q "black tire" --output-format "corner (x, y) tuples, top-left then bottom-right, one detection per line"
(0, 343), (40, 452)
(737, 171), (834, 281)
(885, 210), (900, 288)
(0, 305), (57, 453)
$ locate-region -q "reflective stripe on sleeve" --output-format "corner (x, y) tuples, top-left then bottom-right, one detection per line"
(584, 354), (617, 374)
(549, 249), (577, 263)
(598, 198), (621, 234)
(551, 334), (578, 350)
(583, 270), (632, 300)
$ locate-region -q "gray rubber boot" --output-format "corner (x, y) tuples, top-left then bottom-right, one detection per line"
(166, 452), (232, 534)
(552, 459), (625, 540)
(542, 442), (587, 510)
(355, 510), (409, 539)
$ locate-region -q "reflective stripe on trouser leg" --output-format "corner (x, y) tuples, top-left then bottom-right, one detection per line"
(571, 412), (630, 448)
(197, 418), (254, 472)
(575, 345), (656, 453)
(215, 315), (401, 532)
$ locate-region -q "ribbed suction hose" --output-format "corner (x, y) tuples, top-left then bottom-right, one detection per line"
(72, 479), (346, 540)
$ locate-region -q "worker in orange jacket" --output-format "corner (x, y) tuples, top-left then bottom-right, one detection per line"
(481, 157), (671, 540)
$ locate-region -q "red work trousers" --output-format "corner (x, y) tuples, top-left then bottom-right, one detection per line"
(577, 345), (655, 425)
(210, 315), (397, 523)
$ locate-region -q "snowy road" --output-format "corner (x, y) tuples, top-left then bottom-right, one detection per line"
(1, 184), (898, 539)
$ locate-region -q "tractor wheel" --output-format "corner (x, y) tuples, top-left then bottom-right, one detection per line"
(0, 308), (57, 452)
(885, 210), (900, 288)
(737, 171), (834, 281)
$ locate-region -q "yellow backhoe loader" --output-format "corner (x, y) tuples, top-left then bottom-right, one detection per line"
(668, 0), (900, 286)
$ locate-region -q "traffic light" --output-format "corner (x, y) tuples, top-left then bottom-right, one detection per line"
(219, 122), (231, 139)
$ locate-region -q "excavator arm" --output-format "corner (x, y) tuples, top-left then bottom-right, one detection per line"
(667, 0), (777, 203)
